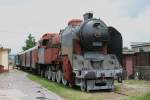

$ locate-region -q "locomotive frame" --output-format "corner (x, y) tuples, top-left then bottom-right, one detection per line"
(15, 13), (123, 92)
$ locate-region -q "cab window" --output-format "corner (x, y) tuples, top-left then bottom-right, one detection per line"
(42, 39), (49, 46)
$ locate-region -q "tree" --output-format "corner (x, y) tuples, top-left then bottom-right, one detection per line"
(22, 34), (36, 51)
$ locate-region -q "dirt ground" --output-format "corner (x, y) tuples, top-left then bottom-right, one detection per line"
(0, 69), (63, 100)
(74, 77), (150, 100)
(97, 80), (150, 100)
(0, 70), (150, 100)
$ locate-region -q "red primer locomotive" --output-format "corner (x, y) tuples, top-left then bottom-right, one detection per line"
(15, 13), (123, 92)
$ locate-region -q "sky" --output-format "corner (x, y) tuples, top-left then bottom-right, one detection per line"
(0, 0), (150, 54)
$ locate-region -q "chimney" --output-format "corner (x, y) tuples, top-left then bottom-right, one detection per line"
(83, 12), (93, 20)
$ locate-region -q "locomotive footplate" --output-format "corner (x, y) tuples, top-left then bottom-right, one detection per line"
(95, 79), (107, 86)
(86, 79), (114, 91)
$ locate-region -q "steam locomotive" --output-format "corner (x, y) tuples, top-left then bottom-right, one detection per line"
(15, 13), (123, 92)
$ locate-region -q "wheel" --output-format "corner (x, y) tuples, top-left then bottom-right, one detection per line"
(52, 72), (56, 81)
(118, 76), (123, 83)
(44, 70), (48, 79)
(48, 68), (52, 80)
(69, 83), (73, 88)
(80, 79), (87, 92)
(56, 70), (62, 83)
(40, 70), (44, 77)
(109, 86), (115, 92)
(62, 73), (68, 85)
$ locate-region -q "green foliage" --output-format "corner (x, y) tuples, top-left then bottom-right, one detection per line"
(22, 34), (36, 51)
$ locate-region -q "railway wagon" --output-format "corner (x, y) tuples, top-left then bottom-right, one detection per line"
(15, 46), (38, 70)
(15, 54), (20, 68)
(16, 13), (123, 92)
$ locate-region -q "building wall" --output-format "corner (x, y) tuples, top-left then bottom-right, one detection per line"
(135, 52), (150, 66)
(0, 51), (2, 65)
(135, 66), (150, 80)
(0, 49), (9, 69)
(123, 52), (150, 80)
(123, 54), (134, 79)
(124, 43), (150, 80)
(132, 45), (150, 52)
(134, 52), (150, 80)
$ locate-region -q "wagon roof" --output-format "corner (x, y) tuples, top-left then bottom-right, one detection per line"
(18, 46), (38, 55)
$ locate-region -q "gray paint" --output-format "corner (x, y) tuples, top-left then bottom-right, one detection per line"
(26, 52), (31, 67)
(38, 48), (45, 64)
(73, 53), (122, 91)
(61, 26), (80, 65)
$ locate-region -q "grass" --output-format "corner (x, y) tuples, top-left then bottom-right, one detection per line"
(118, 80), (150, 100)
(27, 73), (150, 100)
(124, 93), (150, 100)
(114, 84), (121, 92)
(27, 74), (102, 100)
(125, 80), (148, 85)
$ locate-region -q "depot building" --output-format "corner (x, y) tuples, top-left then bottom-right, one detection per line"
(0, 46), (11, 70)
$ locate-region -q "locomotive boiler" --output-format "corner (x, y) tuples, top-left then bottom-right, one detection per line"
(15, 12), (123, 92)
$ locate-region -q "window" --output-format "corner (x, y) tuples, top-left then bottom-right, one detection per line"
(42, 39), (49, 46)
(139, 48), (144, 52)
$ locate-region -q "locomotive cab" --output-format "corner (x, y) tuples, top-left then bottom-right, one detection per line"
(38, 33), (52, 48)
(38, 33), (60, 65)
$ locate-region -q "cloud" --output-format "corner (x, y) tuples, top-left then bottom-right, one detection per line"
(0, 0), (30, 6)
(113, 5), (150, 46)
(0, 0), (150, 54)
(118, 0), (150, 17)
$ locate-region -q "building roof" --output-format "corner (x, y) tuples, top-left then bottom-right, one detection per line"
(131, 42), (150, 47)
(18, 46), (38, 55)
(0, 44), (11, 52)
(123, 50), (134, 54)
(0, 47), (11, 52)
